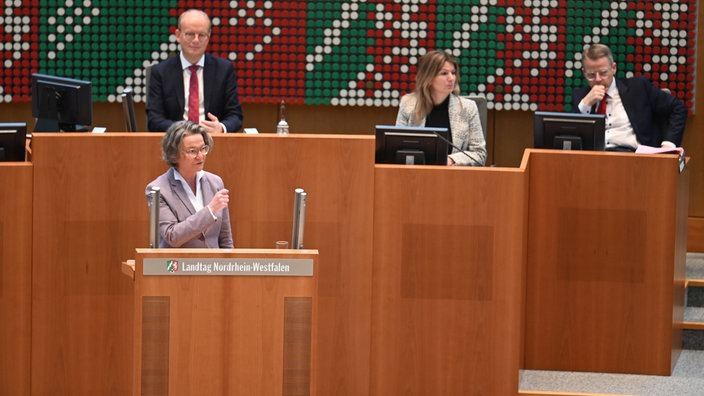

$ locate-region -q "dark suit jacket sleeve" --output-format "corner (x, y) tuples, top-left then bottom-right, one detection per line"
(619, 77), (688, 146)
(203, 55), (244, 132)
(648, 81), (687, 146)
(146, 58), (182, 132)
(571, 86), (589, 113)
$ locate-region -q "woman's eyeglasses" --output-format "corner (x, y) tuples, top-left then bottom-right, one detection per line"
(183, 145), (210, 157)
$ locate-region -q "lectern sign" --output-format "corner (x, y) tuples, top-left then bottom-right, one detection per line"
(143, 258), (314, 276)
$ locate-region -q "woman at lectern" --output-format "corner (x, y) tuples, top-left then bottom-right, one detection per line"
(395, 50), (487, 166)
(145, 120), (234, 248)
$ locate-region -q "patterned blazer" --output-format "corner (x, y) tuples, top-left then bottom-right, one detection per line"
(395, 93), (487, 166)
(146, 167), (234, 248)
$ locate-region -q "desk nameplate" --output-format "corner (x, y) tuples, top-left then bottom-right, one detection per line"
(143, 257), (314, 276)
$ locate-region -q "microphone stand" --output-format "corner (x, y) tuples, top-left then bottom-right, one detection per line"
(433, 131), (474, 163)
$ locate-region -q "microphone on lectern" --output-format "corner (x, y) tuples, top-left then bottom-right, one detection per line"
(432, 131), (474, 163)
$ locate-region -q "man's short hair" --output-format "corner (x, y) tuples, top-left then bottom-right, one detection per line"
(582, 44), (614, 65)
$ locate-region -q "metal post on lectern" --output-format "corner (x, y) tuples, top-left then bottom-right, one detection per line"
(291, 188), (306, 249)
(148, 186), (160, 248)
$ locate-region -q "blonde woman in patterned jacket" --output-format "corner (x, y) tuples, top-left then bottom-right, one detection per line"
(395, 50), (487, 166)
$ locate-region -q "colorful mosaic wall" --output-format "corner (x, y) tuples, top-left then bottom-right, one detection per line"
(0, 1), (697, 112)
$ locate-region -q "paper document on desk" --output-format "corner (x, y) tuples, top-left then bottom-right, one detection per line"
(636, 145), (686, 173)
(635, 144), (684, 156)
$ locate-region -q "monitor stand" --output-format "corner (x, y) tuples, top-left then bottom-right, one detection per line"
(395, 149), (425, 165)
(554, 135), (583, 150)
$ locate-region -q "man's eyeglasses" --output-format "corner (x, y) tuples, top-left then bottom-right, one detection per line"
(183, 32), (210, 41)
(183, 146), (210, 157)
(583, 69), (612, 81)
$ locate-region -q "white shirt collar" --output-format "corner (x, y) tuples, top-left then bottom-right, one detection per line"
(179, 52), (205, 70)
(173, 168), (206, 211)
(606, 79), (617, 97)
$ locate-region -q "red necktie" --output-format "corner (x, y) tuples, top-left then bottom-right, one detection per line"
(596, 94), (609, 115)
(188, 65), (200, 123)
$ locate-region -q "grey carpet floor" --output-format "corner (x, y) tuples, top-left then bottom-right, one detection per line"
(519, 350), (704, 395)
(687, 252), (704, 279)
(519, 253), (704, 395)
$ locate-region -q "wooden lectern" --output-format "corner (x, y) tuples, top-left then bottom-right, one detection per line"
(124, 248), (319, 396)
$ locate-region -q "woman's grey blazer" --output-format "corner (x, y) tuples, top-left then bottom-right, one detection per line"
(146, 167), (234, 248)
(395, 93), (487, 166)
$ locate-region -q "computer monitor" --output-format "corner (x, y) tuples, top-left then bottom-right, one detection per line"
(0, 122), (27, 162)
(31, 73), (92, 132)
(533, 111), (606, 151)
(375, 125), (450, 165)
(120, 87), (137, 132)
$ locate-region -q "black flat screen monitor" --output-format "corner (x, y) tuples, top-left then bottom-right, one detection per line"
(534, 111), (606, 151)
(31, 73), (92, 132)
(0, 122), (27, 162)
(375, 125), (450, 165)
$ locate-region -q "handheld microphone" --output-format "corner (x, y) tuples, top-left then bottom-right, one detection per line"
(432, 131), (474, 163)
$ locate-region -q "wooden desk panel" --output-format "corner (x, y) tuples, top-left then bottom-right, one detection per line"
(26, 134), (688, 393)
(210, 134), (376, 396)
(205, 134), (376, 395)
(31, 133), (161, 395)
(371, 165), (528, 395)
(524, 149), (688, 375)
(31, 133), (375, 396)
(0, 163), (32, 396)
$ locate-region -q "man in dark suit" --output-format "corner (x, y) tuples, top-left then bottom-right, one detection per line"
(147, 9), (243, 133)
(571, 43), (687, 151)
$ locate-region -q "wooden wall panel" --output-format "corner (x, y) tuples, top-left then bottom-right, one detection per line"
(0, 163), (32, 396)
(687, 217), (704, 252)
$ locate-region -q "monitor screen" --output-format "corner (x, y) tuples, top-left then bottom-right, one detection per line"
(534, 111), (606, 151)
(31, 73), (92, 132)
(375, 125), (450, 165)
(0, 122), (27, 162)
